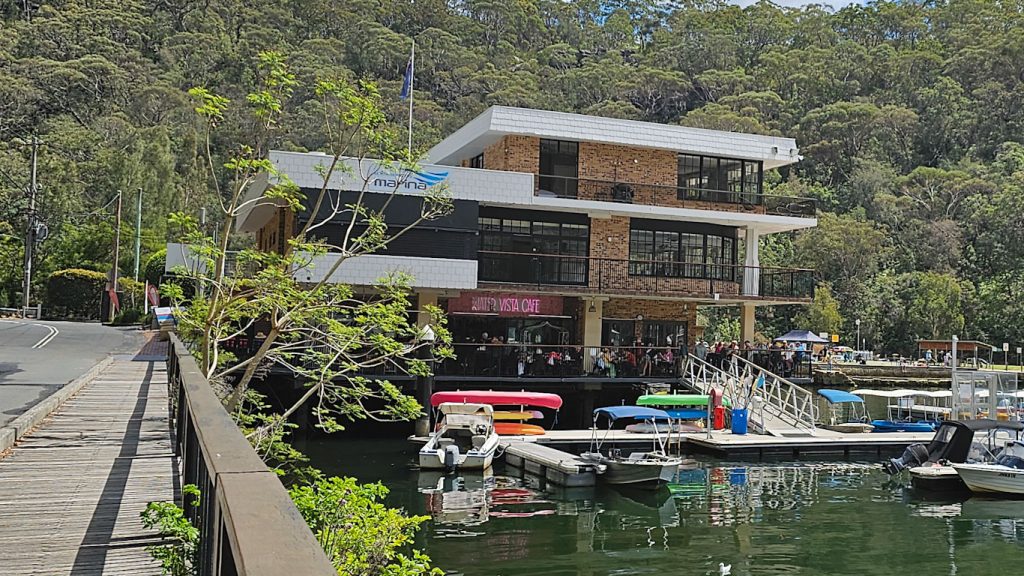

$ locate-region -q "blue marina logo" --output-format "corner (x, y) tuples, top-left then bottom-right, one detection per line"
(371, 167), (449, 191)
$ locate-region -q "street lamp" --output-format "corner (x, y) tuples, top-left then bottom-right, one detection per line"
(855, 319), (861, 352)
(414, 324), (436, 438)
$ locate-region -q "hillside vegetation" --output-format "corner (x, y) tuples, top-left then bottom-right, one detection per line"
(1, 0), (1022, 352)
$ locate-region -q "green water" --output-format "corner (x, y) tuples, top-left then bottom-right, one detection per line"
(303, 439), (1024, 576)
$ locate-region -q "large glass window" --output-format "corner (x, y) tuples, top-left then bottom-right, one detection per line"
(677, 154), (763, 203)
(628, 226), (736, 281)
(479, 216), (589, 285)
(539, 139), (578, 198)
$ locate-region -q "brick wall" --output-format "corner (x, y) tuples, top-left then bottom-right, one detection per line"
(473, 138), (767, 213)
(603, 297), (701, 346)
(482, 135), (539, 174)
(256, 207), (295, 254)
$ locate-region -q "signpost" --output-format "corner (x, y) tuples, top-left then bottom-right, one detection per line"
(1004, 342), (1010, 371)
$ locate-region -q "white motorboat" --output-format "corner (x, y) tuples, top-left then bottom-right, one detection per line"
(582, 406), (682, 488)
(418, 403), (499, 471)
(880, 419), (1023, 491)
(954, 441), (1024, 496)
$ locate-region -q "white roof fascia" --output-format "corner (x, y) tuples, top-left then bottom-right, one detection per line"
(427, 106), (800, 169)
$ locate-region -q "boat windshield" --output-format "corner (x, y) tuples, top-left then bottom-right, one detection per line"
(444, 414), (491, 431)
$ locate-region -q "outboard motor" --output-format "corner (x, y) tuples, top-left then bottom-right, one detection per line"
(883, 443), (930, 475)
(443, 444), (461, 473)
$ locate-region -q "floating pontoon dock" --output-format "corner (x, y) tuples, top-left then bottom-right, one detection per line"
(411, 429), (935, 463)
(502, 441), (600, 487)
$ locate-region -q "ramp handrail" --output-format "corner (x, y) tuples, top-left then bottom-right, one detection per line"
(728, 354), (818, 433)
(682, 354), (818, 434)
(168, 334), (336, 576)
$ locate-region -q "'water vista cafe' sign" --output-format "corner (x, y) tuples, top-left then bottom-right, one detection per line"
(447, 292), (564, 317)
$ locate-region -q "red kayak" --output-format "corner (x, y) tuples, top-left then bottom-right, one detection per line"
(430, 390), (563, 410)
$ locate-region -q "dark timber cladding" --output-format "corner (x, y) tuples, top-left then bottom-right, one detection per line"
(298, 188), (480, 260)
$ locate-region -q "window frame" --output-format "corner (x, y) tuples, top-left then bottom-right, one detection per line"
(677, 153), (763, 203)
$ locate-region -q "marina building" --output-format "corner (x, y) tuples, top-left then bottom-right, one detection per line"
(235, 106), (817, 392)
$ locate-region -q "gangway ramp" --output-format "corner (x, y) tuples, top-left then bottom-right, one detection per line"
(502, 440), (600, 487)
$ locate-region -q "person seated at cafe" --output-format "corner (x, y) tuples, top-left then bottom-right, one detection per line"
(597, 347), (617, 378)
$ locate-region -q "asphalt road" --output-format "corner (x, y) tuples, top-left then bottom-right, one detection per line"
(0, 320), (142, 427)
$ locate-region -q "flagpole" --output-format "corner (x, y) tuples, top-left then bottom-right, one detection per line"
(407, 40), (415, 158)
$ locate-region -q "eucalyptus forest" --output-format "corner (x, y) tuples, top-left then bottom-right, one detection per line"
(1, 0), (1023, 353)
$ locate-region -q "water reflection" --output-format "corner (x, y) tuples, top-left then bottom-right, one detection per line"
(315, 440), (1024, 576)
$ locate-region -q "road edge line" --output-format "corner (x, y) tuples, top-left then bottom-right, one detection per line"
(0, 355), (116, 454)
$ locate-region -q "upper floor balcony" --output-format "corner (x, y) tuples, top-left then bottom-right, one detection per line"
(534, 175), (816, 218)
(477, 250), (814, 303)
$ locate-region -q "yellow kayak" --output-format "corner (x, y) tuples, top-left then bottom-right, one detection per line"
(493, 410), (543, 421)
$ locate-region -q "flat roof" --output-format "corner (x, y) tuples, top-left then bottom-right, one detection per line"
(427, 106), (800, 169)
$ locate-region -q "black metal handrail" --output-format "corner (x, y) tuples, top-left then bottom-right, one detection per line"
(477, 250), (815, 300)
(534, 174), (817, 217)
(167, 335), (336, 576)
(439, 343), (683, 378)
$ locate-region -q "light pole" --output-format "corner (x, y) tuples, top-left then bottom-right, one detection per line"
(855, 319), (861, 352)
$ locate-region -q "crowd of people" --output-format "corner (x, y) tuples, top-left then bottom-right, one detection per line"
(693, 339), (811, 378)
(446, 332), (821, 379)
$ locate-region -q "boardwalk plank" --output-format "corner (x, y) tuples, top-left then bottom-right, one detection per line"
(0, 353), (177, 576)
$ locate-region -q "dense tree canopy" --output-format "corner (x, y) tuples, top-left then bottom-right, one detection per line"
(2, 0), (1022, 353)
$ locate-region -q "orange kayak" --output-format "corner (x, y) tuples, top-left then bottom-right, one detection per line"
(494, 422), (547, 436)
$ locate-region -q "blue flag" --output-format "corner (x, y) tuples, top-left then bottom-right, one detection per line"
(399, 56), (413, 100)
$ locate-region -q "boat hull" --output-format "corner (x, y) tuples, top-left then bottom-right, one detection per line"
(418, 448), (494, 471)
(584, 454), (681, 487)
(823, 423), (874, 434)
(954, 463), (1024, 495)
(871, 420), (937, 433)
(909, 465), (967, 492)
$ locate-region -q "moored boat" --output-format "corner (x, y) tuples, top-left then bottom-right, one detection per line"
(954, 441), (1024, 496)
(880, 419), (1023, 492)
(582, 406), (683, 488)
(418, 402), (500, 471)
(817, 389), (873, 433)
(852, 389), (942, 432)
(430, 390), (563, 436)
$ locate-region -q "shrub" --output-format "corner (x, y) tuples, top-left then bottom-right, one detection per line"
(112, 308), (143, 326)
(118, 277), (145, 309)
(46, 268), (107, 320)
(145, 249), (167, 286)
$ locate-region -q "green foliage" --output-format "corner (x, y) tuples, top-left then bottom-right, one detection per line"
(140, 484), (201, 576)
(289, 476), (441, 576)
(45, 268), (106, 319)
(795, 283), (844, 337)
(145, 249), (167, 286)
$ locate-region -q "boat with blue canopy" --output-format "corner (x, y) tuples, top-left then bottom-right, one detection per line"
(817, 389), (873, 433)
(582, 406), (682, 488)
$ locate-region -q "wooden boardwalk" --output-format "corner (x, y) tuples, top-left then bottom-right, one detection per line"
(0, 350), (177, 575)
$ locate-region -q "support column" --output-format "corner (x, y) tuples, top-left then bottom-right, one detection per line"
(742, 226), (760, 296)
(416, 290), (440, 328)
(415, 290), (440, 437)
(740, 302), (756, 344)
(581, 298), (605, 373)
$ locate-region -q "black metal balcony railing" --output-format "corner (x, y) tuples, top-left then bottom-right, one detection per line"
(478, 250), (815, 300)
(439, 344), (681, 379)
(534, 175), (817, 217)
